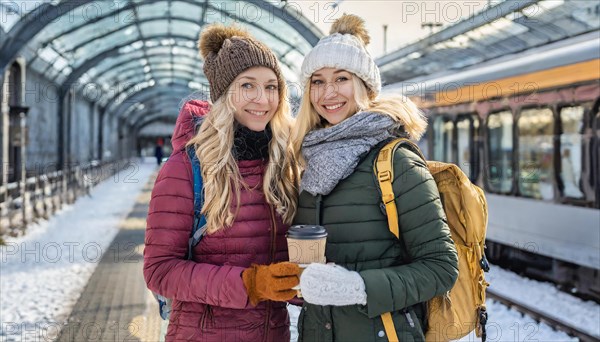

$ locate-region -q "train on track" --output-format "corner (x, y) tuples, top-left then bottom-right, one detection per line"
(383, 31), (600, 301)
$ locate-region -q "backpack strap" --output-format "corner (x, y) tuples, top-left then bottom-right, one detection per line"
(373, 137), (425, 238)
(373, 137), (425, 342)
(374, 139), (401, 238)
(381, 312), (399, 342)
(186, 145), (207, 260)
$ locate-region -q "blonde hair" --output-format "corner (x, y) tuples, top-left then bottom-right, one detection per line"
(291, 74), (427, 167)
(187, 84), (298, 234)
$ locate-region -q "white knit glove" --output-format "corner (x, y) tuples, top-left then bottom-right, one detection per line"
(299, 263), (367, 306)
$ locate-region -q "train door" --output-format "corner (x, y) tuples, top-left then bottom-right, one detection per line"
(558, 105), (587, 202)
(432, 115), (454, 163)
(517, 107), (555, 201)
(486, 110), (513, 194)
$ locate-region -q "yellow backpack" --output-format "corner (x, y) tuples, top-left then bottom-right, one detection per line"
(374, 138), (490, 342)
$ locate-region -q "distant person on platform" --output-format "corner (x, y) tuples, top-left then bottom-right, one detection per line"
(154, 138), (164, 166)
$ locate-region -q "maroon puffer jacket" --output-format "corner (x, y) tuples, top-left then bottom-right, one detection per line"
(144, 100), (291, 342)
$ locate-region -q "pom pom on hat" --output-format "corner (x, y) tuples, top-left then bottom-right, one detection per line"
(330, 14), (371, 46)
(198, 25), (251, 60)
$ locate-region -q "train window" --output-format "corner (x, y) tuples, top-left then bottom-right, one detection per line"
(518, 108), (554, 200)
(433, 116), (454, 162)
(456, 115), (480, 181)
(487, 111), (513, 193)
(559, 106), (585, 199)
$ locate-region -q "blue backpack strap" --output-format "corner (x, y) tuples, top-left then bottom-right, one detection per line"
(186, 145), (207, 260)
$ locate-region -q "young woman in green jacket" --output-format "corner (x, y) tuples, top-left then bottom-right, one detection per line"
(290, 14), (459, 342)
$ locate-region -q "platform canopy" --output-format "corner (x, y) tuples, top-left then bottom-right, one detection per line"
(377, 0), (600, 85)
(0, 0), (321, 129)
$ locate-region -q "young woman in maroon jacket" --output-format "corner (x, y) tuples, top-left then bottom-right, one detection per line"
(144, 25), (300, 342)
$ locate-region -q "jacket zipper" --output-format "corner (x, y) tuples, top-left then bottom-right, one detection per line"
(315, 195), (323, 225)
(263, 205), (278, 342)
(269, 205), (277, 263)
(200, 304), (212, 329)
(404, 309), (415, 328)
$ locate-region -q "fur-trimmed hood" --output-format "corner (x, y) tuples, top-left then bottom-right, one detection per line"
(170, 100), (210, 151)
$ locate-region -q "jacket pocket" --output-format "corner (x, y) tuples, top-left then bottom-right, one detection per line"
(398, 307), (425, 342)
(383, 307), (424, 342)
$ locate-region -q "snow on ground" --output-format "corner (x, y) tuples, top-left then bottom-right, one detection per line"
(455, 299), (577, 342)
(0, 159), (156, 342)
(485, 266), (600, 338)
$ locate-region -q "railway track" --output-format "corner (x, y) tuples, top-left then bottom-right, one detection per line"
(486, 289), (600, 342)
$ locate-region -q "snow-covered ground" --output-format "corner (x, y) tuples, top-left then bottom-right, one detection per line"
(483, 266), (599, 339)
(1, 157), (598, 342)
(0, 159), (156, 342)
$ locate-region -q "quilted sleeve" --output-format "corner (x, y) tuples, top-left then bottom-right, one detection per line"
(359, 146), (459, 318)
(143, 151), (251, 309)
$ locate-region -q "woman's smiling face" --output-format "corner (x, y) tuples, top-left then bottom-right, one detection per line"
(231, 66), (279, 131)
(309, 68), (358, 126)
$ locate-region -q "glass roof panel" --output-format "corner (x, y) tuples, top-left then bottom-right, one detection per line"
(171, 1), (203, 22)
(282, 50), (304, 74)
(30, 57), (49, 73)
(170, 21), (202, 38)
(145, 45), (173, 56)
(172, 46), (198, 59)
(137, 1), (169, 20)
(151, 70), (190, 79)
(72, 31), (141, 62)
(171, 70), (196, 79)
(52, 12), (135, 52)
(45, 65), (61, 80)
(247, 28), (288, 56)
(89, 50), (146, 78)
(139, 20), (171, 37)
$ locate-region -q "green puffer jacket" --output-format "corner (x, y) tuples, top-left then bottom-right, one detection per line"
(294, 143), (459, 342)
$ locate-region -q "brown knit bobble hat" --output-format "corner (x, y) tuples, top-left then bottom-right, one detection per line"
(199, 24), (284, 103)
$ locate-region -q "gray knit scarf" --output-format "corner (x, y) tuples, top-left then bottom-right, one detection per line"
(300, 111), (405, 196)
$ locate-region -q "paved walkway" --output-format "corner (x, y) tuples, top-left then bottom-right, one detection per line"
(56, 172), (161, 342)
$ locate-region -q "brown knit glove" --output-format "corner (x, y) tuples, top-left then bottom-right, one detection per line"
(242, 262), (300, 306)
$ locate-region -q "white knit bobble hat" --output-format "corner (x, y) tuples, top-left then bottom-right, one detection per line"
(301, 14), (381, 98)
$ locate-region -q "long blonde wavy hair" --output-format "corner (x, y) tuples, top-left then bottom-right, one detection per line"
(291, 74), (428, 167)
(186, 84), (298, 234)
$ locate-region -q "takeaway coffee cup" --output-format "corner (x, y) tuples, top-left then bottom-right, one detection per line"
(286, 225), (327, 265)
